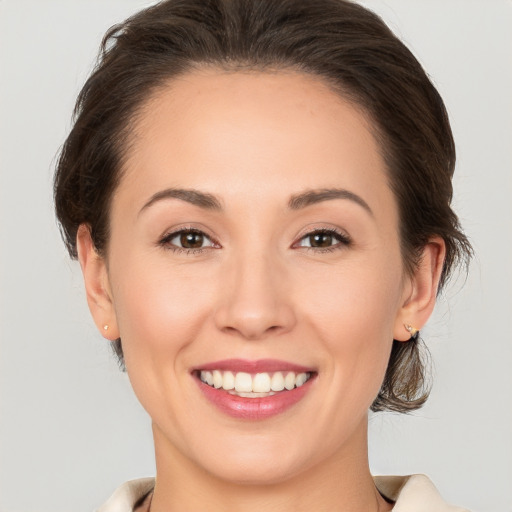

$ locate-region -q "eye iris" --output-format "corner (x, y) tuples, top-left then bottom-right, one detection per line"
(180, 231), (204, 248)
(311, 232), (333, 247)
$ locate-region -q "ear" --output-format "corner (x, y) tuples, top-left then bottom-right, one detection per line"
(76, 224), (119, 340)
(394, 237), (446, 341)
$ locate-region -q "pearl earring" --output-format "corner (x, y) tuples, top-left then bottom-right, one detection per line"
(404, 324), (419, 340)
(103, 325), (109, 331)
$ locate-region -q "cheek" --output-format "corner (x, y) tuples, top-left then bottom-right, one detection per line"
(112, 257), (217, 347)
(108, 254), (218, 404)
(294, 254), (403, 406)
(298, 251), (403, 332)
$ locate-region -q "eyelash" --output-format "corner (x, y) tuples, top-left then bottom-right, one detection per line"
(158, 227), (351, 255)
(158, 227), (218, 256)
(296, 228), (351, 253)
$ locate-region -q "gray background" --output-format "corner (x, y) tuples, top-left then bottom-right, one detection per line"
(1, 1), (511, 511)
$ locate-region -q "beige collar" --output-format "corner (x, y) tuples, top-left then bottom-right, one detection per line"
(97, 474), (469, 512)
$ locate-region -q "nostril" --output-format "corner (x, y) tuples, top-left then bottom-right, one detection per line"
(212, 276), (297, 340)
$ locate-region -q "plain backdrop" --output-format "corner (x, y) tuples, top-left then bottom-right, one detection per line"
(1, 1), (511, 511)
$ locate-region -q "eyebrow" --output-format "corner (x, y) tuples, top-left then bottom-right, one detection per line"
(288, 188), (373, 216)
(139, 188), (223, 214)
(139, 187), (373, 216)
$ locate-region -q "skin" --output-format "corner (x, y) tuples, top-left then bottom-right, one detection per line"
(77, 69), (445, 511)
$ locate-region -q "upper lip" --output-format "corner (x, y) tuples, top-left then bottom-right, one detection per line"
(192, 358), (315, 374)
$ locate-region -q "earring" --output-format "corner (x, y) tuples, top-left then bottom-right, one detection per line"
(103, 325), (109, 331)
(404, 324), (419, 340)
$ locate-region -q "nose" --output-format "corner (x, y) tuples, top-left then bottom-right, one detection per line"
(213, 249), (296, 341)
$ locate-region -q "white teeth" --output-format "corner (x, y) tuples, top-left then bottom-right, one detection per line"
(222, 371), (235, 390)
(234, 372), (253, 392)
(229, 391), (276, 397)
(295, 372), (308, 387)
(212, 370), (223, 389)
(201, 370), (213, 386)
(270, 372), (285, 391)
(199, 369), (312, 393)
(284, 372), (296, 390)
(253, 373), (271, 393)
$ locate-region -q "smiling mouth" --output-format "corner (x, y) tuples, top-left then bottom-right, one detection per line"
(195, 370), (313, 398)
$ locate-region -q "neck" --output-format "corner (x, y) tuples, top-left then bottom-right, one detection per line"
(149, 416), (391, 512)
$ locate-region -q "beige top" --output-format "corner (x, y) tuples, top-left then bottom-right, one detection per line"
(96, 475), (470, 512)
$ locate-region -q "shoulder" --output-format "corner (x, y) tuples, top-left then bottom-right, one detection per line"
(95, 478), (155, 512)
(374, 474), (470, 511)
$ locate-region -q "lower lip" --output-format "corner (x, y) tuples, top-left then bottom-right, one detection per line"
(195, 374), (316, 420)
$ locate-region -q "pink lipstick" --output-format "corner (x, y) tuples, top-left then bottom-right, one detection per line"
(192, 359), (317, 420)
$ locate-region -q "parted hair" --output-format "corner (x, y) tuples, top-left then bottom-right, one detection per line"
(54, 0), (472, 412)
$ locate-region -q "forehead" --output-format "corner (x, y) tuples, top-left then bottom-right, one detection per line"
(119, 68), (394, 219)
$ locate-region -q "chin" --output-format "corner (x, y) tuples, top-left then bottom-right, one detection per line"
(190, 432), (319, 486)
(207, 455), (310, 486)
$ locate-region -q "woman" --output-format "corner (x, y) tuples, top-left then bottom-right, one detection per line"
(54, 0), (472, 510)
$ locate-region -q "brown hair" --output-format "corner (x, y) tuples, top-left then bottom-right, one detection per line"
(54, 0), (472, 413)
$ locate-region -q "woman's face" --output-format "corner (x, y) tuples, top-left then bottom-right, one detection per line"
(88, 69), (417, 483)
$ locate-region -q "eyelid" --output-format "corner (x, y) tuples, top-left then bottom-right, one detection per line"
(296, 226), (350, 240)
(158, 226), (221, 253)
(293, 226), (351, 247)
(157, 225), (351, 254)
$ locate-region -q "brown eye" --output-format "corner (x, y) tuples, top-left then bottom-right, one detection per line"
(180, 231), (204, 248)
(309, 232), (334, 247)
(161, 229), (216, 252)
(296, 229), (351, 251)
